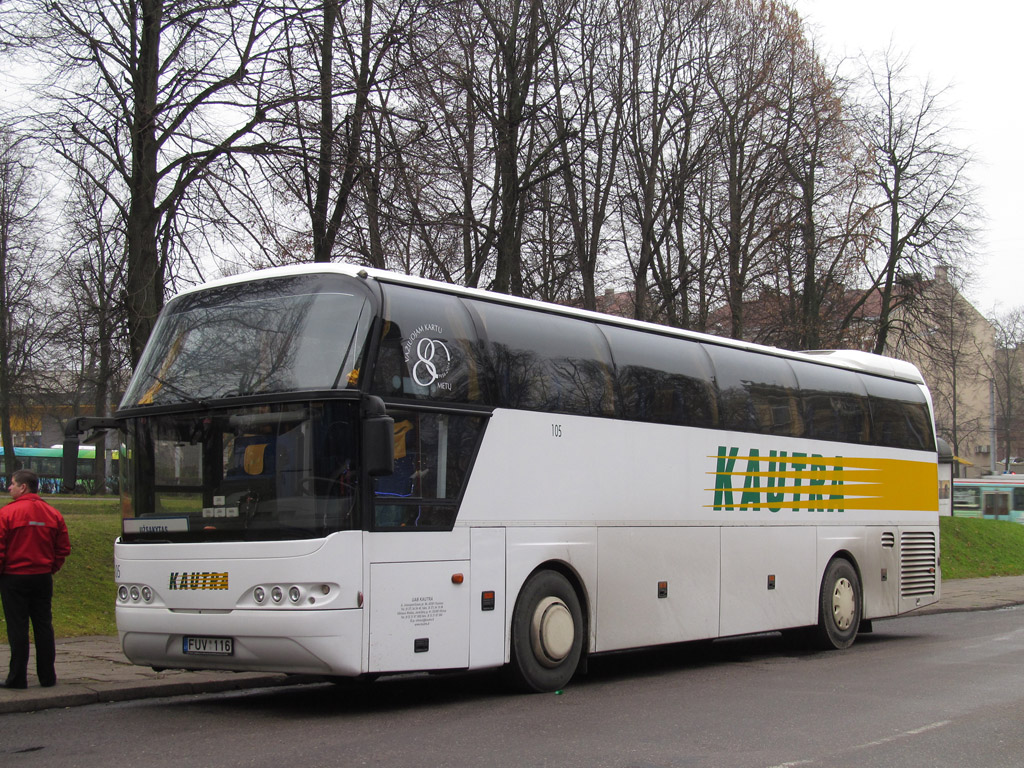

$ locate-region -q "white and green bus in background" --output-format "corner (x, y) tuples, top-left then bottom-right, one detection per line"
(952, 476), (1024, 522)
(65, 264), (941, 692)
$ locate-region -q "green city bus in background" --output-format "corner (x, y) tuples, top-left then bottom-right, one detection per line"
(952, 476), (1024, 522)
(0, 445), (117, 494)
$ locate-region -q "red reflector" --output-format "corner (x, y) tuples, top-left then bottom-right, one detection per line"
(451, 573), (464, 584)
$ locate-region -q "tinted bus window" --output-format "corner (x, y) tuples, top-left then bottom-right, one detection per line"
(372, 285), (486, 404)
(467, 300), (615, 417)
(601, 325), (716, 427)
(862, 375), (935, 451)
(707, 345), (802, 436)
(790, 359), (870, 444)
(374, 410), (487, 530)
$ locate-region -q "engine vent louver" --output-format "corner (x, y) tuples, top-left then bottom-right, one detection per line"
(900, 531), (937, 597)
(881, 531), (895, 548)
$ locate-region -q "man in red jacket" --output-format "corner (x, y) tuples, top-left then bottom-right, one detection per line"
(0, 469), (71, 689)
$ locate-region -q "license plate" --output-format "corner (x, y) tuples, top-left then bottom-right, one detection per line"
(183, 636), (234, 656)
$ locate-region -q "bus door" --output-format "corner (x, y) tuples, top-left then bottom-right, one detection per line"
(983, 491), (1011, 520)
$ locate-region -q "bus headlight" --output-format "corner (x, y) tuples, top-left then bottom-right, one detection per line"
(118, 583), (158, 604)
(245, 582), (341, 608)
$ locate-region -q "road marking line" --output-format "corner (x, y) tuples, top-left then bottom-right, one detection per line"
(766, 721), (952, 767)
(853, 720), (952, 751)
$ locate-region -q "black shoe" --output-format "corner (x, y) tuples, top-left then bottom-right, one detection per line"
(39, 680), (56, 688)
(1, 680), (28, 689)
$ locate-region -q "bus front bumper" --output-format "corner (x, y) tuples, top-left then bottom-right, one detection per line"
(118, 606), (364, 676)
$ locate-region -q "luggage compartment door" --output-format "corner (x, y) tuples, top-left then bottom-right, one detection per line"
(368, 560), (471, 673)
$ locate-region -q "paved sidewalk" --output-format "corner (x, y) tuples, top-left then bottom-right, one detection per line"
(2, 575), (1024, 715)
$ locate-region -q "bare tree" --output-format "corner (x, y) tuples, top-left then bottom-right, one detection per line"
(702, 0), (796, 340)
(545, 0), (623, 310)
(20, 1), (305, 365)
(616, 0), (709, 323)
(255, 0), (422, 265)
(990, 307), (1024, 471)
(764, 33), (872, 349)
(471, 0), (572, 296)
(55, 159), (131, 492)
(853, 48), (978, 355)
(889, 266), (990, 477)
(0, 128), (53, 481)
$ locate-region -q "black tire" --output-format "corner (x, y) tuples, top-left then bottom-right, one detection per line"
(816, 558), (861, 650)
(506, 570), (584, 693)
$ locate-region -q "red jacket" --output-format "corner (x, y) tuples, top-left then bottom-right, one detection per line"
(0, 493), (71, 575)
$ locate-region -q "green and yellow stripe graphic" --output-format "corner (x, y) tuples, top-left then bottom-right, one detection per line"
(708, 446), (938, 513)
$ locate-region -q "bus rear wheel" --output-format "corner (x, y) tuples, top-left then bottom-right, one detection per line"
(816, 558), (861, 650)
(507, 570), (584, 692)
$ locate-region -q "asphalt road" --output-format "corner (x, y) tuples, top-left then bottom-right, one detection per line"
(3, 606), (1024, 768)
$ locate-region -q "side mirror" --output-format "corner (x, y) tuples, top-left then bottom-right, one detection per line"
(361, 396), (394, 477)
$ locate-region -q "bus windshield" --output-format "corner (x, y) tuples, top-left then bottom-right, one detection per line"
(122, 274), (374, 408)
(120, 400), (361, 542)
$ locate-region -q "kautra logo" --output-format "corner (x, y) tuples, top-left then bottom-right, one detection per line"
(708, 445), (938, 513)
(168, 572), (229, 590)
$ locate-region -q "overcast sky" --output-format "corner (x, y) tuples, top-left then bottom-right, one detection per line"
(792, 0), (1023, 317)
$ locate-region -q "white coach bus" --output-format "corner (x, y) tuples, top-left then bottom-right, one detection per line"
(65, 264), (940, 692)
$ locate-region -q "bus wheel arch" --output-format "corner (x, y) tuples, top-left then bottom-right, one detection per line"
(816, 555), (863, 650)
(506, 565), (587, 692)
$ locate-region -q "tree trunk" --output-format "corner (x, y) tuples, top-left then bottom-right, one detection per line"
(126, 0), (164, 367)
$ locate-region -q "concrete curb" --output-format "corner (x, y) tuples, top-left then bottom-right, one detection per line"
(0, 672), (306, 715)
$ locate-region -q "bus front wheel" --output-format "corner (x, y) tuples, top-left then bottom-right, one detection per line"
(816, 558), (861, 650)
(507, 570), (584, 692)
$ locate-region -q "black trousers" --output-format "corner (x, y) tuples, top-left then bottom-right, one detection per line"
(0, 573), (57, 687)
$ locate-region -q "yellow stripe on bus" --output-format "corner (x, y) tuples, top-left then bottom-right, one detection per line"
(707, 454), (938, 512)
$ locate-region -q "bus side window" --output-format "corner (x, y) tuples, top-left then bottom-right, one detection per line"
(468, 300), (615, 417)
(373, 411), (486, 530)
(790, 359), (870, 445)
(370, 285), (485, 404)
(862, 376), (936, 452)
(601, 325), (716, 428)
(705, 344), (803, 437)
